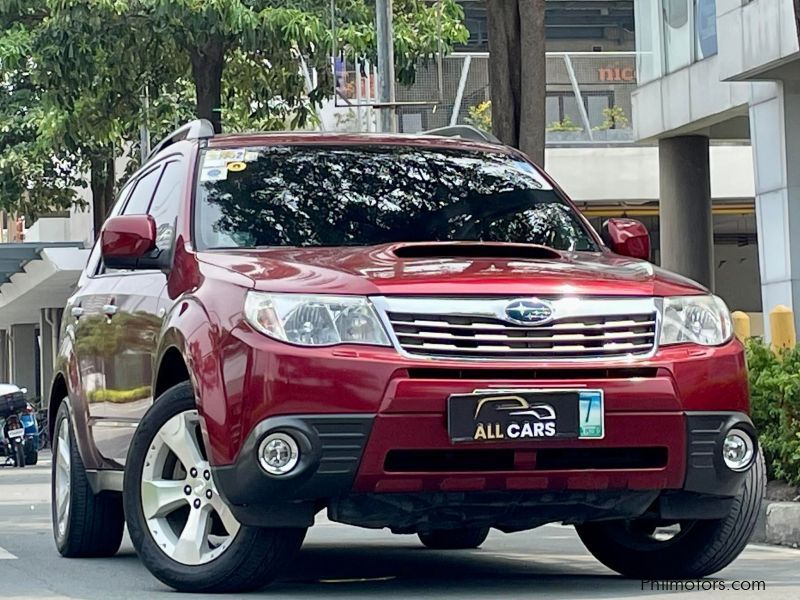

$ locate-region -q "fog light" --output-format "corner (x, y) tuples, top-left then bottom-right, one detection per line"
(722, 429), (755, 472)
(258, 432), (300, 475)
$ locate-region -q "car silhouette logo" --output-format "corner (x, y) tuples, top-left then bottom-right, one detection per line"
(504, 299), (554, 325)
(474, 395), (557, 420)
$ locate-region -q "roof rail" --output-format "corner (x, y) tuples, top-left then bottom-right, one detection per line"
(147, 119), (215, 160)
(422, 125), (502, 145)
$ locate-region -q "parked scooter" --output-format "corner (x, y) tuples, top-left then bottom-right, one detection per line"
(0, 384), (36, 468)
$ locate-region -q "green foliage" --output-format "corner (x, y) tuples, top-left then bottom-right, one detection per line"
(594, 105), (629, 131)
(88, 386), (152, 404)
(546, 116), (582, 132)
(746, 338), (800, 486)
(466, 100), (492, 132)
(0, 0), (468, 218)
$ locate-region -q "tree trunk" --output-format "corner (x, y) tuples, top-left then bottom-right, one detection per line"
(486, 0), (547, 166)
(190, 37), (225, 133)
(90, 155), (115, 239)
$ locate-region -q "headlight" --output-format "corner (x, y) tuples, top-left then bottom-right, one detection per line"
(244, 292), (391, 347)
(660, 295), (733, 346)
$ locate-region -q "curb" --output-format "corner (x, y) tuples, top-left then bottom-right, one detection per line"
(751, 500), (800, 548)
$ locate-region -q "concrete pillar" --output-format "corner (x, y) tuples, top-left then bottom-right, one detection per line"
(658, 135), (714, 290)
(0, 330), (8, 382)
(750, 81), (800, 338)
(39, 309), (56, 400)
(10, 324), (37, 395)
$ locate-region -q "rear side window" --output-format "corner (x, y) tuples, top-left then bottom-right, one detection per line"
(148, 161), (183, 250)
(123, 166), (162, 215)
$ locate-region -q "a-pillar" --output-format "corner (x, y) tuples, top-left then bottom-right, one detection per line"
(658, 135), (714, 290)
(9, 323), (37, 395)
(750, 81), (800, 338)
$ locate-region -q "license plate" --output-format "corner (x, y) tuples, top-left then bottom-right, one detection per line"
(7, 428), (24, 439)
(447, 389), (604, 443)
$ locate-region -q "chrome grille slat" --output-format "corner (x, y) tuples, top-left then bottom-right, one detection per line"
(396, 342), (654, 355)
(377, 297), (659, 361)
(389, 319), (657, 332)
(395, 331), (655, 343)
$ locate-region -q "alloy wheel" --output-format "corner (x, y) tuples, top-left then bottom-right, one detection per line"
(54, 417), (71, 539)
(140, 409), (240, 566)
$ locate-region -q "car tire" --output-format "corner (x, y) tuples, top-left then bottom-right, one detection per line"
(418, 527), (490, 550)
(51, 401), (125, 557)
(123, 382), (306, 593)
(576, 452), (765, 579)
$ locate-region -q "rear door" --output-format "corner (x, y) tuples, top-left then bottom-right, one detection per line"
(90, 157), (186, 465)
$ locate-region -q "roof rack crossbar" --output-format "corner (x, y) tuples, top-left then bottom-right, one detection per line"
(147, 119), (215, 160)
(421, 125), (502, 145)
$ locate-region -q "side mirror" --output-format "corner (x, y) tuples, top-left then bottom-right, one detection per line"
(601, 218), (651, 261)
(101, 215), (158, 270)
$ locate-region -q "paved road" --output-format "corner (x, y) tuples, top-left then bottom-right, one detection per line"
(1, 452), (798, 599)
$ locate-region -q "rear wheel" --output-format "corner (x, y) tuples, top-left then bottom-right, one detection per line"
(51, 401), (125, 557)
(14, 442), (25, 468)
(124, 382), (306, 593)
(576, 453), (765, 579)
(418, 527), (490, 550)
(24, 440), (38, 465)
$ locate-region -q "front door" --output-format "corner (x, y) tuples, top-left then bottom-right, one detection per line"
(89, 157), (185, 465)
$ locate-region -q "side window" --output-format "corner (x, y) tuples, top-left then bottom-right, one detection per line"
(122, 166), (162, 215)
(148, 161), (183, 251)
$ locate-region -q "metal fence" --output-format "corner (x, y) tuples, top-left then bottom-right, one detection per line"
(332, 52), (637, 144)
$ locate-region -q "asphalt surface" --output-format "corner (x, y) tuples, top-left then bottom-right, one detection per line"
(1, 451), (798, 599)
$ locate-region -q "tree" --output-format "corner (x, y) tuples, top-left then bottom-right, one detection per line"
(0, 2), (84, 218)
(0, 0), (467, 235)
(485, 0), (546, 166)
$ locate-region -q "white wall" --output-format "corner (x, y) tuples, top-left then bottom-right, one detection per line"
(545, 145), (754, 203)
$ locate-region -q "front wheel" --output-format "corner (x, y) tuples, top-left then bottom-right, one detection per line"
(123, 382), (306, 593)
(418, 527), (490, 550)
(576, 452), (765, 579)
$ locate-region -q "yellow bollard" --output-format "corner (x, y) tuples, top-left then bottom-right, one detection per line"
(770, 305), (796, 352)
(731, 311), (751, 342)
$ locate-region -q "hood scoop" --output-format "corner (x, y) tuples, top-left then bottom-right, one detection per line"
(391, 243), (561, 260)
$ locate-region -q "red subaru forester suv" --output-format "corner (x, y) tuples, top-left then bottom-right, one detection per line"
(49, 120), (763, 592)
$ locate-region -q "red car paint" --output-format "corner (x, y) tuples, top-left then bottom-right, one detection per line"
(52, 132), (747, 503)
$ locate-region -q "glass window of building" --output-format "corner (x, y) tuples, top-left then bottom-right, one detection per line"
(694, 0), (718, 60)
(662, 0), (693, 72)
(634, 0), (664, 83)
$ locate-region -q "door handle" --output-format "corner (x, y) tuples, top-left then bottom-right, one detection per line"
(70, 306), (84, 319)
(102, 304), (118, 317)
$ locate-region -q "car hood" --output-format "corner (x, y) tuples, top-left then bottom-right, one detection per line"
(196, 242), (707, 297)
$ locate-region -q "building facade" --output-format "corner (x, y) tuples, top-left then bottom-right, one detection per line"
(632, 0), (800, 336)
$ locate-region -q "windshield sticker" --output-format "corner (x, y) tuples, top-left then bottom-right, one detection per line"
(244, 150), (260, 162)
(227, 161), (247, 173)
(200, 166), (228, 182)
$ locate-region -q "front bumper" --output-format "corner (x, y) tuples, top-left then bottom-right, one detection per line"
(206, 335), (753, 528)
(212, 410), (756, 527)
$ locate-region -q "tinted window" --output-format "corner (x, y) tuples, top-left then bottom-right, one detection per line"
(123, 166), (162, 215)
(148, 161), (183, 250)
(195, 146), (596, 251)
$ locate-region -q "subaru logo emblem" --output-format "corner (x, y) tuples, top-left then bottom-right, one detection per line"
(504, 299), (554, 326)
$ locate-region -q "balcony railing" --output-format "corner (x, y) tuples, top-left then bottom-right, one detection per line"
(331, 51), (636, 144)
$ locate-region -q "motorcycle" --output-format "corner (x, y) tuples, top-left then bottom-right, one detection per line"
(0, 384), (36, 468)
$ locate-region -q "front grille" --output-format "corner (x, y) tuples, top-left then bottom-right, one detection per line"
(387, 311), (657, 360)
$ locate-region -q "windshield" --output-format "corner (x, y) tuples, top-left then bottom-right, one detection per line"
(194, 145), (598, 251)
